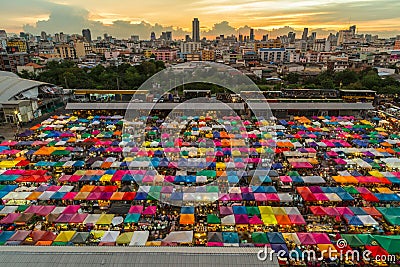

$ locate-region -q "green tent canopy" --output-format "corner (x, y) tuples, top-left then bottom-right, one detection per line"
(207, 214), (221, 224)
(356, 234), (376, 246)
(246, 206), (260, 216)
(252, 232), (268, 244)
(341, 234), (364, 247)
(374, 235), (400, 254)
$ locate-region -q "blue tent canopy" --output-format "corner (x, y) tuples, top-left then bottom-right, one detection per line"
(181, 206), (195, 214)
(232, 206), (247, 214)
(267, 232), (285, 244)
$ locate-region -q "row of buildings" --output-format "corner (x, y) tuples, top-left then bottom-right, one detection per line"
(0, 22), (399, 76)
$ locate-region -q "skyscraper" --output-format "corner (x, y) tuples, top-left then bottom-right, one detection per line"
(311, 32), (317, 40)
(288, 32), (296, 43)
(302, 28), (309, 40)
(41, 31), (47, 40)
(0, 30), (7, 39)
(82, 29), (92, 42)
(192, 18), (200, 42)
(349, 25), (356, 36)
(150, 32), (156, 41)
(250, 29), (254, 41)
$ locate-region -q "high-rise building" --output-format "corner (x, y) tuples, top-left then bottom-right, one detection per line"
(82, 29), (92, 43)
(185, 35), (191, 42)
(288, 32), (295, 43)
(262, 34), (269, 42)
(41, 31), (47, 40)
(192, 18), (200, 42)
(150, 32), (156, 41)
(349, 25), (356, 36)
(250, 29), (254, 41)
(311, 32), (317, 40)
(302, 28), (309, 40)
(130, 35), (139, 42)
(239, 34), (243, 42)
(0, 30), (7, 39)
(161, 31), (172, 41)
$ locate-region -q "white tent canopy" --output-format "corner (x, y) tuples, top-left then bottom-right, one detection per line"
(100, 231), (120, 243)
(129, 231), (149, 246)
(163, 231), (193, 243)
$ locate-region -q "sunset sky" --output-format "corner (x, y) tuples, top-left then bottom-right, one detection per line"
(2, 0), (400, 38)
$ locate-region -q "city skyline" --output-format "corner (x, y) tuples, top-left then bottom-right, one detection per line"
(2, 0), (400, 38)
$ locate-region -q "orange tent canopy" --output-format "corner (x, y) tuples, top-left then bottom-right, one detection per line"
(275, 215), (292, 225)
(179, 214), (195, 225)
(332, 176), (358, 184)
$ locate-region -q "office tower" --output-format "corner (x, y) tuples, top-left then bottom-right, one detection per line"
(185, 35), (191, 42)
(250, 28), (254, 41)
(166, 31), (172, 41)
(192, 18), (200, 42)
(130, 35), (139, 42)
(288, 32), (295, 43)
(302, 28), (309, 40)
(82, 29), (92, 42)
(150, 32), (156, 41)
(349, 25), (356, 36)
(262, 34), (268, 42)
(41, 31), (47, 40)
(311, 32), (317, 40)
(0, 30), (6, 39)
(239, 34), (243, 42)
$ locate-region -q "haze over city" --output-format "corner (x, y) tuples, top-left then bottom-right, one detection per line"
(2, 0), (400, 38)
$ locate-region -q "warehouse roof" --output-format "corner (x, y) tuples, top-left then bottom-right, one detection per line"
(0, 71), (50, 102)
(0, 246), (278, 267)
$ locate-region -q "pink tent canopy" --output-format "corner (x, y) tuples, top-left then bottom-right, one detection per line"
(207, 242), (224, 246)
(312, 233), (331, 244)
(219, 206), (233, 216)
(249, 215), (264, 225)
(288, 214), (306, 225)
(279, 176), (292, 183)
(62, 205), (81, 214)
(55, 213), (74, 223)
(336, 207), (354, 216)
(334, 158), (347, 165)
(324, 207), (340, 216)
(266, 193), (280, 202)
(326, 151), (339, 157)
(62, 192), (78, 200)
(69, 213), (88, 223)
(0, 213), (21, 224)
(313, 193), (329, 201)
(129, 205), (144, 214)
(297, 233), (317, 245)
(218, 194), (230, 201)
(254, 193), (268, 202)
(291, 162), (313, 169)
(37, 206), (56, 216)
(142, 206), (157, 215)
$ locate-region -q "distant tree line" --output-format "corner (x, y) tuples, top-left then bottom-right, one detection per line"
(19, 60), (166, 90)
(283, 68), (400, 94)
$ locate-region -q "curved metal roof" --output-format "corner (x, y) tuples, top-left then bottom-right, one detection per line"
(0, 71), (50, 102)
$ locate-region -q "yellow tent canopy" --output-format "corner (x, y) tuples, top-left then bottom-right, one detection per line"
(96, 214), (115, 225)
(258, 206), (273, 214)
(54, 231), (76, 242)
(261, 214), (278, 225)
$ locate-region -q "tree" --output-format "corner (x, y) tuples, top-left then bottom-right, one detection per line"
(334, 70), (358, 87)
(284, 72), (300, 84)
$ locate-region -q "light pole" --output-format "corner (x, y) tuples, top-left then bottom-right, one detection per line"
(14, 109), (20, 134)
